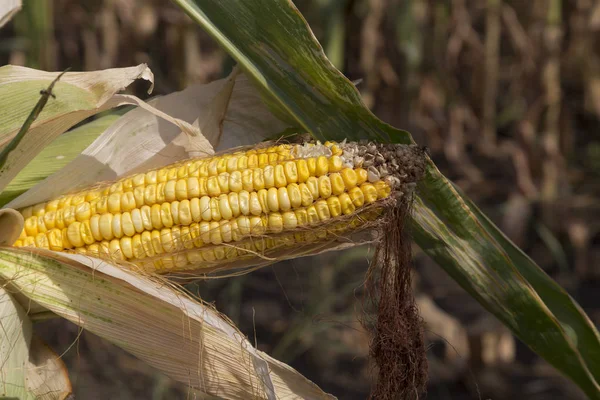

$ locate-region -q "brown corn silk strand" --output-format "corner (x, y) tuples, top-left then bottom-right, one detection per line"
(364, 194), (427, 399)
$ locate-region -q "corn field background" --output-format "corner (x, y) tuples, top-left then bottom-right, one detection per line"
(1, 0), (599, 399)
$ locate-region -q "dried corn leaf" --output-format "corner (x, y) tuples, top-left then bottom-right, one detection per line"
(0, 248), (334, 400)
(0, 0), (21, 28)
(0, 65), (154, 192)
(7, 68), (288, 209)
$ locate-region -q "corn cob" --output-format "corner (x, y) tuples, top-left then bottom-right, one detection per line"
(12, 140), (426, 273)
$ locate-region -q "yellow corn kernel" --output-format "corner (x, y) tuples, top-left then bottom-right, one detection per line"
(315, 156), (329, 176)
(361, 183), (378, 204)
(317, 175), (332, 199)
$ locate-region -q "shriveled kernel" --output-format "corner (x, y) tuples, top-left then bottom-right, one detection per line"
(122, 212), (135, 237)
(171, 201), (180, 225)
(361, 183), (378, 203)
(315, 200), (331, 220)
(200, 196), (211, 221)
(355, 168), (368, 185)
(80, 221), (95, 245)
(67, 222), (85, 247)
(220, 221), (232, 243)
(241, 169), (253, 192)
(140, 206), (153, 231)
(109, 239), (125, 260)
(151, 204), (163, 229)
(218, 173), (230, 193)
(188, 177), (200, 198)
(316, 156), (329, 176)
(258, 153), (269, 167)
(35, 233), (50, 249)
(146, 170), (158, 184)
(227, 156), (239, 172)
(179, 199), (192, 225)
(305, 177), (319, 199)
(329, 173), (346, 195)
(306, 206), (320, 224)
(23, 236), (36, 247)
(229, 192), (241, 217)
(307, 158), (317, 175)
(46, 229), (64, 250)
(176, 179), (188, 200)
(144, 184), (157, 205)
(287, 183), (302, 208)
(298, 183), (314, 207)
(160, 202), (174, 228)
(283, 161), (298, 184)
(349, 187), (365, 207)
(237, 155), (248, 171)
(24, 217), (38, 236)
(160, 228), (175, 252)
(277, 187), (291, 211)
(217, 157), (228, 174)
(133, 187), (145, 207)
(341, 168), (358, 189)
(210, 198), (221, 221)
(282, 211), (298, 229)
(229, 171), (243, 192)
(133, 173), (146, 187)
(63, 206), (76, 226)
(112, 213), (123, 238)
(43, 211), (56, 230)
(328, 155), (343, 172)
(268, 212), (283, 233)
(209, 221), (222, 245)
(327, 196), (342, 217)
(295, 208), (308, 225)
(247, 154), (258, 168)
(120, 237), (133, 258)
(55, 209), (65, 229)
(267, 187), (279, 212)
(338, 193), (355, 214)
(296, 159), (310, 183)
(253, 168), (265, 190)
(218, 194), (233, 220)
(190, 198), (201, 222)
(249, 192), (262, 215)
(108, 193), (121, 213)
(121, 191), (136, 212)
(249, 216), (265, 235)
(109, 182), (123, 194)
(237, 216), (251, 236)
(207, 176), (221, 196)
(374, 180), (391, 199)
(132, 235), (145, 259)
(263, 165), (275, 188)
(318, 175), (332, 198)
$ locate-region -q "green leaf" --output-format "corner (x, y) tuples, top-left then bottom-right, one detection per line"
(173, 0), (600, 397)
(0, 113), (120, 207)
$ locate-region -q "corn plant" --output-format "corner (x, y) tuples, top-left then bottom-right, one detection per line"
(0, 0), (599, 399)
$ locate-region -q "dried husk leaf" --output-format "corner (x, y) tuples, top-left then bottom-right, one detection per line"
(0, 65), (154, 192)
(7, 69), (288, 209)
(0, 286), (33, 399)
(0, 248), (334, 400)
(0, 0), (21, 28)
(25, 335), (72, 400)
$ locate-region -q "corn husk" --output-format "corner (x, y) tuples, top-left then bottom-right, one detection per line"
(0, 248), (334, 399)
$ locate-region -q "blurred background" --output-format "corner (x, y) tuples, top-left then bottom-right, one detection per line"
(1, 0), (599, 399)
